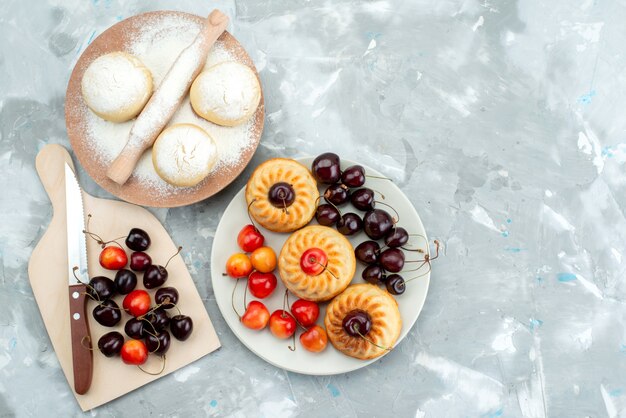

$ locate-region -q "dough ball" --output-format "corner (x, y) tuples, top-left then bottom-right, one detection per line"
(190, 61), (261, 127)
(81, 52), (153, 122)
(152, 123), (218, 187)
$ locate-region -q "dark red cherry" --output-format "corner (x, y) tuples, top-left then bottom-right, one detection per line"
(324, 184), (350, 206)
(350, 188), (375, 211)
(342, 310), (372, 337)
(114, 269), (137, 295)
(363, 209), (393, 240)
(315, 204), (340, 226)
(362, 264), (384, 284)
(312, 153), (341, 184)
(145, 330), (171, 355)
(268, 182), (295, 208)
(337, 213), (363, 236)
(385, 227), (409, 248)
(125, 228), (151, 251)
(155, 287), (179, 309)
(341, 165), (366, 188)
(97, 331), (124, 357)
(354, 241), (380, 264)
(379, 248), (405, 273)
(124, 317), (146, 339)
(147, 308), (170, 331)
(385, 274), (406, 295)
(87, 276), (116, 300)
(144, 265), (168, 289)
(170, 315), (193, 341)
(93, 299), (122, 327)
(130, 251), (152, 272)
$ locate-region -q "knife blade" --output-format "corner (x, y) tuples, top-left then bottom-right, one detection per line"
(64, 163), (93, 395)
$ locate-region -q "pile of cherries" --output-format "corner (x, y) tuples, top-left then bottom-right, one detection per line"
(225, 224), (328, 353)
(82, 225), (193, 368)
(312, 152), (436, 296)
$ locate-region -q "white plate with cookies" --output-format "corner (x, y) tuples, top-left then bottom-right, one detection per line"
(66, 11), (264, 207)
(211, 156), (433, 375)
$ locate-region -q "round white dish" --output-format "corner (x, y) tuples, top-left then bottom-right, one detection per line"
(210, 157), (431, 375)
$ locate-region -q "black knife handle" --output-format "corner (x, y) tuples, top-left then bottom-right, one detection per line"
(68, 283), (93, 394)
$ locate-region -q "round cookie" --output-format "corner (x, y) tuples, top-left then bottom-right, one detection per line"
(245, 158), (318, 233)
(190, 61), (261, 127)
(152, 123), (218, 187)
(278, 225), (356, 302)
(325, 284), (402, 360)
(81, 52), (153, 122)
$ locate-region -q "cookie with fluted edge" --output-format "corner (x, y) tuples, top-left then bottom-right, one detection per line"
(278, 225), (355, 302)
(324, 284), (402, 360)
(245, 158), (318, 233)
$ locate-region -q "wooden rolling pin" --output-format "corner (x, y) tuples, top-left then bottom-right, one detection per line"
(106, 9), (229, 185)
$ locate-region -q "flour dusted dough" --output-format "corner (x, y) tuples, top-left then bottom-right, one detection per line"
(81, 52), (153, 123)
(152, 123), (218, 187)
(189, 61), (261, 127)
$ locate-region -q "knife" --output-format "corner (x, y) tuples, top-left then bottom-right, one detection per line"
(64, 163), (93, 395)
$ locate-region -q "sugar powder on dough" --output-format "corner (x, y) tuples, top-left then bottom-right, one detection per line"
(152, 123), (218, 187)
(75, 14), (258, 196)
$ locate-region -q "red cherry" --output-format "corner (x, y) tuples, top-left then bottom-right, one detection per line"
(122, 290), (151, 317)
(120, 339), (148, 365)
(269, 310), (296, 339)
(241, 301), (270, 330)
(300, 248), (328, 276)
(290, 299), (319, 327)
(237, 224), (265, 253)
(99, 246), (128, 270)
(130, 251), (152, 272)
(300, 325), (328, 353)
(248, 271), (278, 299)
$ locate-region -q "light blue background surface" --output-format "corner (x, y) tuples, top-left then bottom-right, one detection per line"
(1, 0), (626, 416)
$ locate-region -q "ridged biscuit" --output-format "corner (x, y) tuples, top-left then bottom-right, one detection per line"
(245, 158), (317, 233)
(325, 284), (402, 360)
(278, 225), (355, 302)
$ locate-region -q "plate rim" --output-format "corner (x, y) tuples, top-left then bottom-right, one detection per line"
(210, 157), (431, 375)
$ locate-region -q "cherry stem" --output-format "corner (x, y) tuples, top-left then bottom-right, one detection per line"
(72, 266), (88, 285)
(375, 201), (400, 224)
(401, 260), (428, 273)
(164, 246), (183, 269)
(315, 261), (338, 280)
(365, 174), (392, 182)
(288, 331), (296, 352)
(72, 268), (108, 306)
(138, 355), (167, 375)
(354, 326), (392, 352)
(80, 335), (94, 351)
(295, 317), (308, 331)
(232, 278), (243, 320)
(247, 199), (260, 229)
(281, 290), (289, 318)
(316, 195), (343, 216)
(82, 229), (124, 250)
(403, 263), (433, 284)
(402, 234), (428, 252)
(140, 317), (158, 338)
(282, 196), (290, 215)
(370, 188), (386, 200)
(401, 240), (440, 276)
(243, 278), (248, 315)
(173, 304), (182, 316)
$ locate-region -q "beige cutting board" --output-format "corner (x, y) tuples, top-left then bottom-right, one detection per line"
(28, 144), (220, 411)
